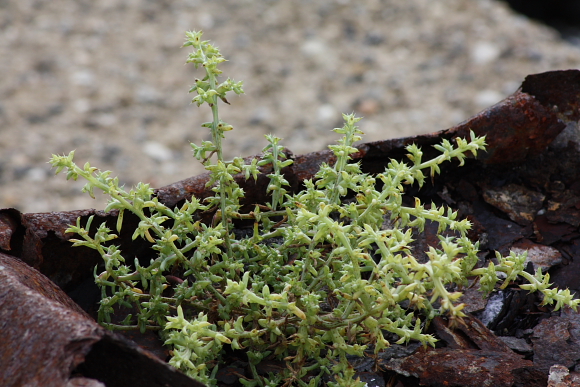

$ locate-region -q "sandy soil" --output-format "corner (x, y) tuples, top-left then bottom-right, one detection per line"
(1, 0), (579, 213)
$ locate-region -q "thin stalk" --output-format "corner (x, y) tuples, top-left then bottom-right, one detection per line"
(205, 56), (233, 259)
(300, 241), (318, 283)
(270, 140), (281, 211)
(100, 323), (162, 331)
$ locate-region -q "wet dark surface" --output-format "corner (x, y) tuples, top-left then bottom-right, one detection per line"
(2, 70), (580, 386)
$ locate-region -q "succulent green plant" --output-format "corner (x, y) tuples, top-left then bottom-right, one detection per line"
(50, 31), (579, 387)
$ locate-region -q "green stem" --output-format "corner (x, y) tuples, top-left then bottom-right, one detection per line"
(77, 166), (168, 241)
(270, 141), (281, 211)
(330, 222), (361, 280)
(300, 241), (317, 283)
(100, 323), (162, 331)
(208, 70), (233, 260)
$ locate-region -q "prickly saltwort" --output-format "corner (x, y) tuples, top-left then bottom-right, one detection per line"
(50, 31), (579, 387)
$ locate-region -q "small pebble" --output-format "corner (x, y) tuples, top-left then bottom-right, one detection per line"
(143, 141), (173, 162)
(471, 42), (501, 65)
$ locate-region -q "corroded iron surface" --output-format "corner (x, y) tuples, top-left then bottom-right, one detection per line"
(380, 315), (547, 387)
(382, 347), (543, 387)
(0, 253), (205, 387)
(0, 253), (101, 387)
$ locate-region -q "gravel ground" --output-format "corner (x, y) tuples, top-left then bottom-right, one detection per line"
(1, 0), (579, 213)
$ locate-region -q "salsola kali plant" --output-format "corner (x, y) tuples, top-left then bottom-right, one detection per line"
(50, 31), (579, 387)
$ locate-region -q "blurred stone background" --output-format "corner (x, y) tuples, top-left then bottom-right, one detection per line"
(1, 0), (579, 213)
